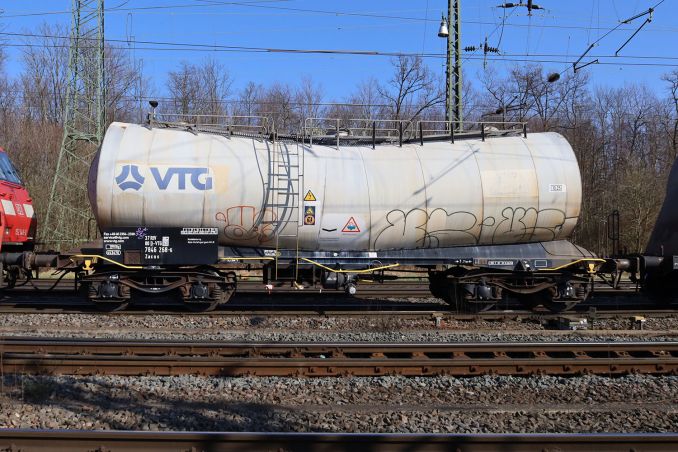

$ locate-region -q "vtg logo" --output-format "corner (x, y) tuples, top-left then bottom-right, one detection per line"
(115, 164), (145, 190)
(115, 164), (213, 191)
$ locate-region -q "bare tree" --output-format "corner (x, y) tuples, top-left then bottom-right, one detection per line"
(294, 75), (325, 126)
(199, 57), (232, 116)
(616, 162), (666, 253)
(20, 23), (70, 123)
(324, 78), (385, 131)
(167, 58), (232, 117)
(378, 56), (443, 123)
(0, 46), (18, 118)
(233, 82), (262, 117)
(104, 46), (150, 124)
(662, 70), (678, 161)
(167, 61), (203, 116)
(259, 82), (295, 133)
(19, 22), (141, 125)
(478, 66), (515, 121)
(349, 78), (385, 120)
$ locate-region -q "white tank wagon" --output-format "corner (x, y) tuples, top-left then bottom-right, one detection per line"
(83, 117), (601, 312)
(91, 123), (582, 251)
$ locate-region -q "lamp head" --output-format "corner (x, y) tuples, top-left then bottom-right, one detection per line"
(437, 15), (449, 38)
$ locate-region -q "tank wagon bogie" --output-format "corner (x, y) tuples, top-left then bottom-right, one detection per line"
(83, 265), (237, 312)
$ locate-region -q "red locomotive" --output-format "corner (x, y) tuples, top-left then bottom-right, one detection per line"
(0, 147), (41, 286)
(0, 148), (36, 247)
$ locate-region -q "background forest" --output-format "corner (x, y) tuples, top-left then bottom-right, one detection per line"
(0, 24), (677, 256)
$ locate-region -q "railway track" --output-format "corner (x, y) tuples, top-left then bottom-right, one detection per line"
(0, 292), (674, 320)
(0, 305), (675, 324)
(1, 337), (676, 377)
(0, 431), (677, 451)
(0, 280), (672, 316)
(5, 277), (643, 297)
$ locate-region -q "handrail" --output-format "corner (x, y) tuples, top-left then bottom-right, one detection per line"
(303, 117), (418, 148)
(148, 113), (271, 137)
(416, 119), (526, 140)
(143, 111), (527, 146)
(302, 117), (527, 147)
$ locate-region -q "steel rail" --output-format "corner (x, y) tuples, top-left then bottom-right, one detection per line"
(1, 338), (676, 377)
(1, 306), (676, 320)
(0, 290), (670, 316)
(0, 297), (673, 319)
(0, 430), (678, 451)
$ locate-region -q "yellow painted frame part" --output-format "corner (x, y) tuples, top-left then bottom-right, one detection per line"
(541, 258), (606, 271)
(73, 254), (143, 270)
(73, 254), (276, 270)
(219, 257), (275, 261)
(300, 257), (399, 273)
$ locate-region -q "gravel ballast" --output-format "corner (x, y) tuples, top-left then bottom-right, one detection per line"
(1, 310), (676, 433)
(1, 374), (676, 432)
(0, 313), (676, 342)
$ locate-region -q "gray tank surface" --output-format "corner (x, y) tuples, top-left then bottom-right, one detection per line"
(90, 122), (583, 252)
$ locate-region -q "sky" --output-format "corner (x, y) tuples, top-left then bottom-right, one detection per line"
(1, 0), (677, 104)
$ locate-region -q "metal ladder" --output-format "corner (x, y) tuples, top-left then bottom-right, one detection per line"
(262, 136), (301, 280)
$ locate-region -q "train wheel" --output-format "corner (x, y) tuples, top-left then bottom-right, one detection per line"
(182, 284), (233, 312)
(448, 283), (497, 313)
(182, 271), (236, 312)
(181, 282), (219, 312)
(88, 281), (131, 312)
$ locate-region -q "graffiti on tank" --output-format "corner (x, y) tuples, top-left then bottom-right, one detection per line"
(373, 206), (574, 249)
(373, 208), (479, 249)
(491, 207), (568, 244)
(215, 206), (277, 243)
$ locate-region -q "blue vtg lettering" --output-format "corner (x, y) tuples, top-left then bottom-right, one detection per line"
(115, 164), (213, 191)
(150, 167), (213, 190)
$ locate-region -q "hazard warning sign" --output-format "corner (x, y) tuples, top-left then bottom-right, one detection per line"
(304, 205), (316, 225)
(342, 217), (360, 233)
(304, 190), (317, 202)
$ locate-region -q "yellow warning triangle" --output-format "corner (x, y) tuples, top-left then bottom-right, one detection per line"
(304, 190), (317, 202)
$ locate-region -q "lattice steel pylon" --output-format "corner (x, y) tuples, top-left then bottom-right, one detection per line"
(43, 0), (105, 250)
